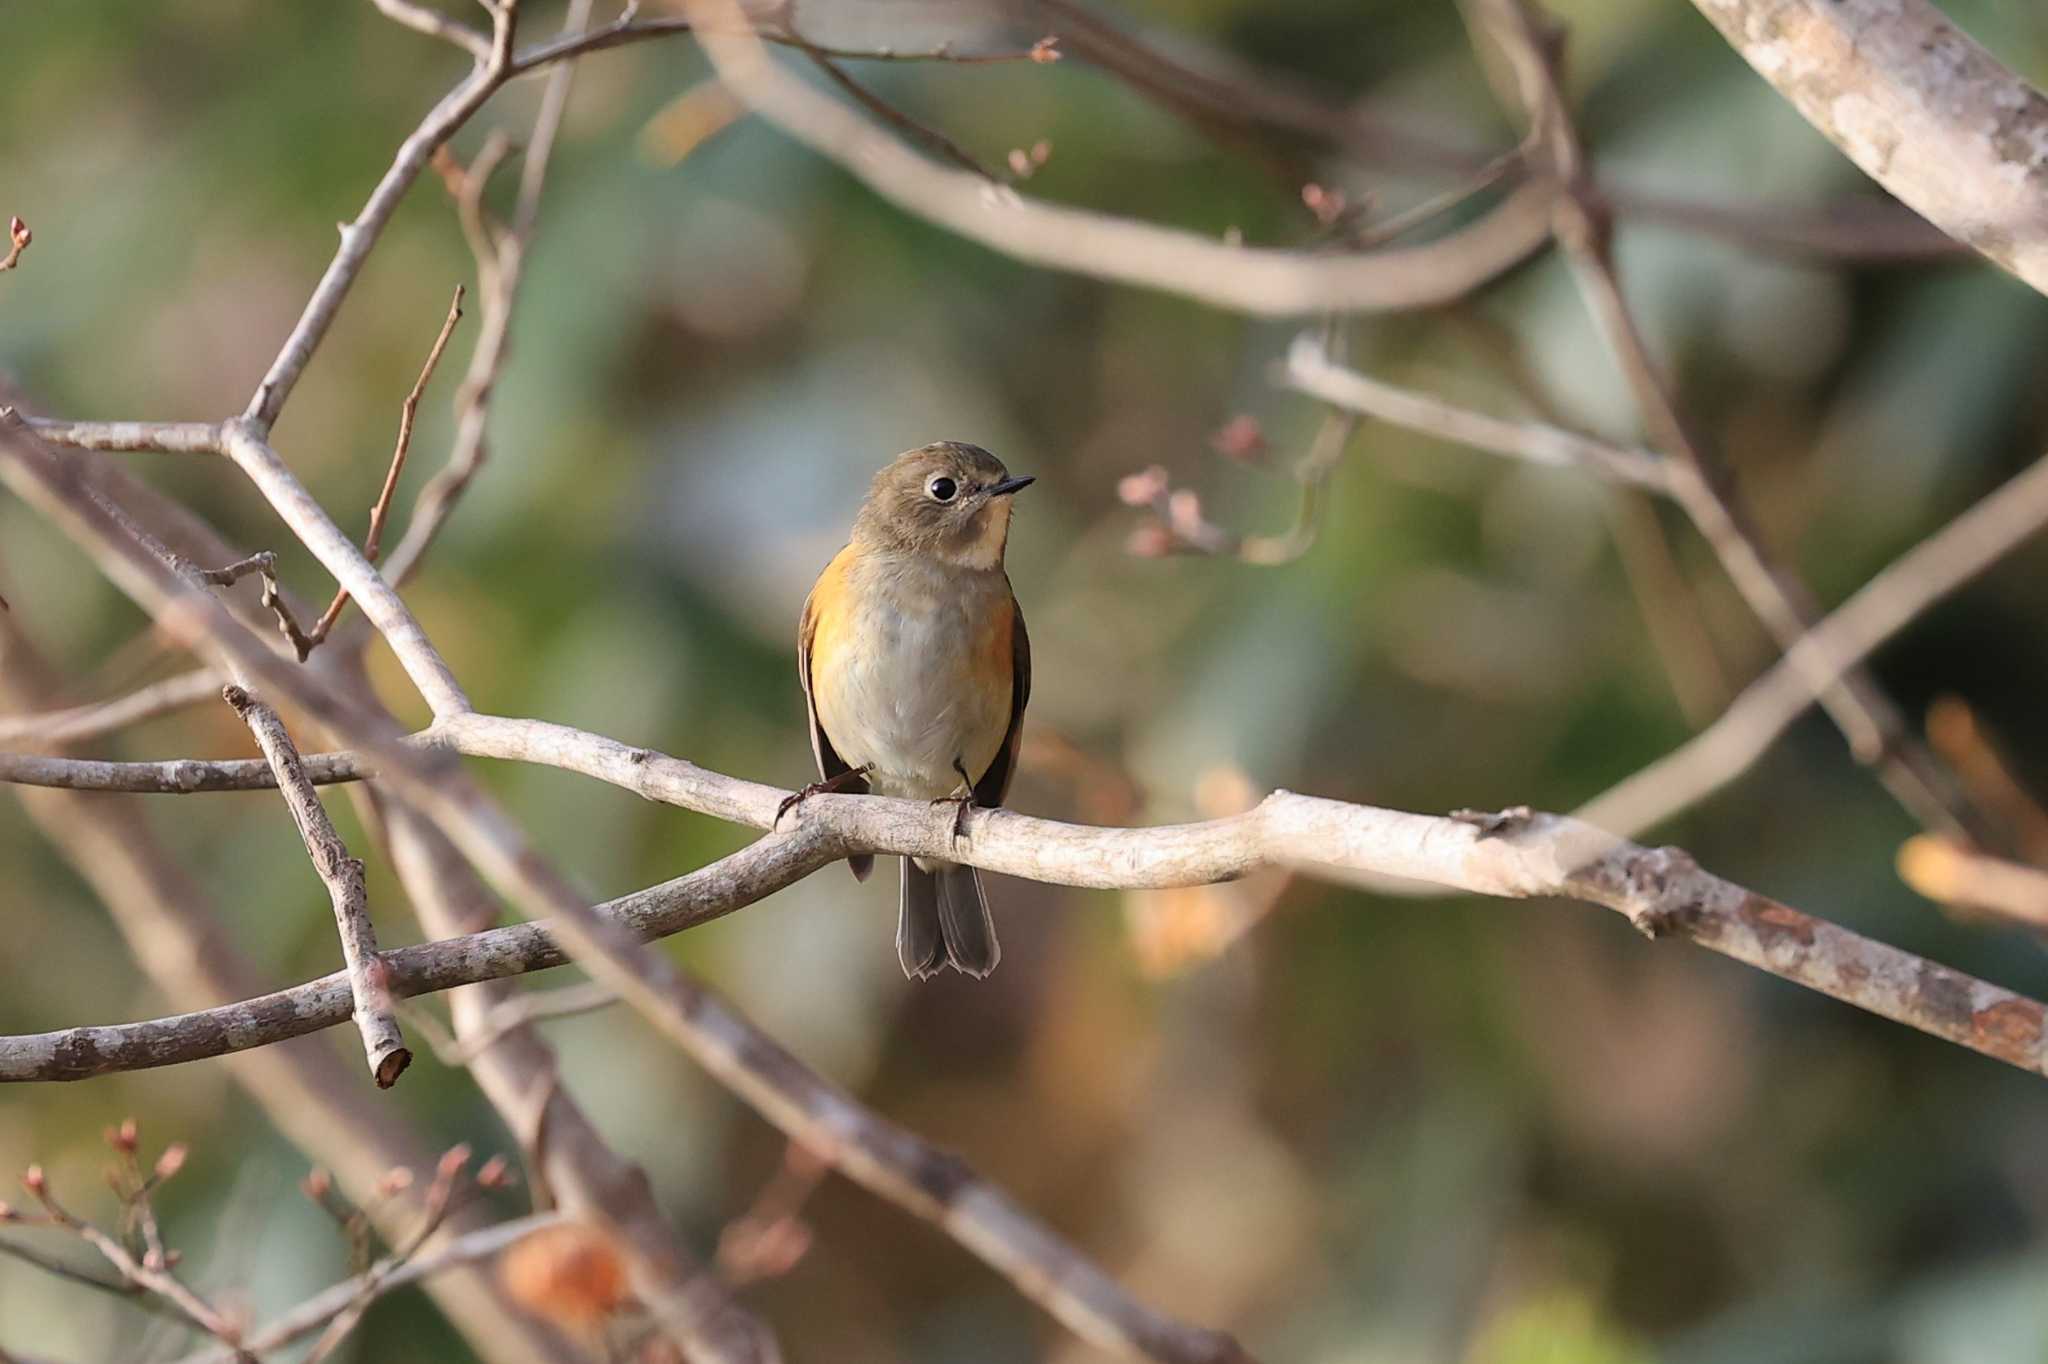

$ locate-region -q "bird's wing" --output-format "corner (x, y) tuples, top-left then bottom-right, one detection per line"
(799, 553), (858, 785)
(973, 587), (1030, 808)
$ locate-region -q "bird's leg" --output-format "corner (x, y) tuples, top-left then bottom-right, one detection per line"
(932, 757), (978, 842)
(775, 764), (873, 827)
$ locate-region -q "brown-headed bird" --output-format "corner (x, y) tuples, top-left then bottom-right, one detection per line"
(793, 443), (1032, 979)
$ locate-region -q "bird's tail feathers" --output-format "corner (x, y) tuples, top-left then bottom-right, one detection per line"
(897, 858), (999, 979)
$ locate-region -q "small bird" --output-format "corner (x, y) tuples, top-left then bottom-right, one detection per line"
(791, 442), (1033, 979)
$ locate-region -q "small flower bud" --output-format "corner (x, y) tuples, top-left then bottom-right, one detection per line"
(377, 1167), (415, 1198)
(1116, 465), (1169, 508)
(1209, 415), (1266, 462)
(1126, 522), (1174, 558)
(22, 1166), (45, 1196)
(301, 1168), (332, 1202)
(436, 1144), (473, 1183)
(476, 1155), (514, 1190)
(1029, 35), (1060, 63)
(153, 1144), (188, 1181)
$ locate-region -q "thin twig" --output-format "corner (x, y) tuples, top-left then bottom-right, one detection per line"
(1464, 0), (1989, 846)
(1281, 334), (1671, 491)
(1577, 445), (2048, 838)
(306, 284), (466, 646)
(221, 684), (411, 1088)
(379, 40), (573, 591)
(17, 1170), (241, 1346)
(796, 40), (998, 181)
(0, 611), (583, 1364)
(246, 1), (516, 428)
(370, 0), (493, 60)
(679, 0), (1554, 317)
(171, 1213), (561, 1364)
(400, 980), (619, 1066)
(0, 669), (223, 745)
(0, 217), (29, 273)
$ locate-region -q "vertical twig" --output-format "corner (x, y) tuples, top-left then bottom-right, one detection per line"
(306, 284), (467, 647)
(221, 684), (411, 1088)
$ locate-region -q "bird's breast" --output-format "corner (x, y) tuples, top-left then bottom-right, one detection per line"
(811, 555), (1013, 799)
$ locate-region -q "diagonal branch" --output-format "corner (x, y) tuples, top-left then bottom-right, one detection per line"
(1684, 0), (2048, 297)
(221, 684), (411, 1088)
(1, 388), (1227, 1364)
(1577, 443), (2048, 837)
(1463, 0), (1990, 847)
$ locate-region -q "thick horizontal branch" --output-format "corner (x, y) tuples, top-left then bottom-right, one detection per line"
(1688, 0), (2048, 297)
(8, 774), (2046, 1083)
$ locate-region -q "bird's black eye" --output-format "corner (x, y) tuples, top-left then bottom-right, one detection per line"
(927, 476), (958, 503)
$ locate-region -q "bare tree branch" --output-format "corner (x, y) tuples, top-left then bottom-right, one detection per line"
(1281, 334), (1673, 492)
(1464, 0), (1989, 847)
(14, 419), (223, 454)
(221, 683), (411, 1088)
(1577, 444), (2048, 837)
(1686, 0), (2048, 296)
(171, 1212), (562, 1364)
(306, 285), (466, 647)
(372, 793), (781, 1364)
(218, 418), (470, 716)
(1, 401), (1236, 1364)
(0, 668), (221, 745)
(245, 1), (516, 428)
(0, 616), (575, 1364)
(679, 0), (1555, 316)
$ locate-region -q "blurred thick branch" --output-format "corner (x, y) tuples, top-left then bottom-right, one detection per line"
(1686, 0), (2048, 296)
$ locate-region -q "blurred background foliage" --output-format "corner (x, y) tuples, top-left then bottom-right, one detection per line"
(5, 0), (2048, 1360)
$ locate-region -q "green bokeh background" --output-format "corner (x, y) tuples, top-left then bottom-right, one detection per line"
(5, 1), (2048, 1360)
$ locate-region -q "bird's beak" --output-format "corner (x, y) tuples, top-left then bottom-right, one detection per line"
(987, 475), (1035, 497)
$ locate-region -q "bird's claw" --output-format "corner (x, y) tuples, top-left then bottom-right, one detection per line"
(776, 765), (872, 828)
(932, 792), (976, 843)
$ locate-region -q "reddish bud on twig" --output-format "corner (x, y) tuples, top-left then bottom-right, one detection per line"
(1117, 465), (1169, 507)
(476, 1155), (514, 1190)
(1029, 35), (1061, 63)
(377, 1167), (415, 1198)
(0, 1201), (16, 1221)
(143, 1248), (165, 1272)
(301, 1168), (332, 1202)
(1007, 148), (1034, 179)
(107, 1119), (139, 1155)
(1167, 488), (1204, 538)
(1301, 182), (1346, 224)
(436, 1144), (473, 1183)
(0, 216), (28, 271)
(21, 1166), (45, 1196)
(153, 1144), (188, 1181)
(1209, 415), (1267, 463)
